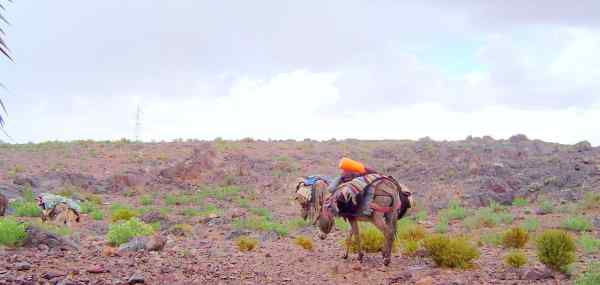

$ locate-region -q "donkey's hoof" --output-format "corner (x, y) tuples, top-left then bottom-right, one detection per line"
(358, 253), (364, 262)
(342, 254), (348, 260)
(383, 258), (391, 266)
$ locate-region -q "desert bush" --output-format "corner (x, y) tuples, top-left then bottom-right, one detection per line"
(397, 223), (427, 242)
(91, 209), (104, 220)
(22, 186), (35, 202)
(236, 236), (258, 252)
(139, 195), (153, 206)
(561, 216), (592, 232)
(0, 217), (27, 247)
(446, 200), (465, 220)
(512, 197), (528, 207)
(80, 200), (98, 214)
(537, 198), (555, 215)
(413, 210), (428, 222)
(346, 223), (398, 253)
(579, 192), (600, 210)
(435, 214), (449, 234)
(480, 231), (502, 247)
(464, 207), (513, 230)
(536, 229), (576, 272)
(180, 208), (200, 217)
(232, 216), (289, 237)
(83, 194), (103, 205)
(577, 233), (600, 254)
(111, 206), (138, 222)
(502, 227), (529, 249)
(335, 218), (349, 232)
(286, 218), (310, 231)
(31, 221), (71, 236)
(521, 217), (540, 232)
(575, 262), (600, 285)
(422, 234), (480, 269)
(249, 207), (273, 220)
(11, 200), (41, 217)
(402, 239), (420, 256)
(504, 250), (528, 268)
(294, 235), (314, 250)
(197, 186), (242, 201)
(488, 200), (505, 212)
(106, 218), (154, 246)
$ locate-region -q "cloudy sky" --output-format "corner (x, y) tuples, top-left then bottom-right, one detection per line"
(1, 1), (599, 144)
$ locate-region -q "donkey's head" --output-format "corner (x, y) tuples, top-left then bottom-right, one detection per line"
(293, 177), (330, 224)
(316, 196), (339, 237)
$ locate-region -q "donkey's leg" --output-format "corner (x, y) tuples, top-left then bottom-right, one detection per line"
(343, 218), (355, 259)
(372, 212), (393, 266)
(349, 218), (364, 262)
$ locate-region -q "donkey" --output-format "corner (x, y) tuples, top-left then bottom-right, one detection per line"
(294, 175), (412, 265)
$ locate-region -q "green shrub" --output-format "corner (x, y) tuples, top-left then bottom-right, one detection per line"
(0, 218), (27, 247)
(521, 217), (540, 232)
(414, 210), (428, 222)
(106, 218), (154, 246)
(91, 210), (104, 220)
(480, 231), (502, 247)
(435, 214), (449, 234)
(249, 207), (273, 220)
(197, 186), (242, 201)
(22, 186), (35, 202)
(139, 195), (153, 206)
(83, 194), (103, 205)
(236, 236), (258, 251)
(489, 200), (505, 212)
(536, 229), (576, 272)
(402, 239), (419, 256)
(538, 199), (555, 215)
(32, 221), (71, 236)
(170, 223), (193, 236)
(11, 201), (41, 217)
(180, 208), (200, 217)
(502, 227), (529, 249)
(464, 207), (514, 230)
(422, 234), (480, 269)
(80, 200), (98, 214)
(397, 223), (427, 242)
(232, 216), (289, 237)
(504, 250), (527, 268)
(346, 223), (398, 253)
(286, 218), (310, 231)
(294, 235), (314, 250)
(446, 200), (465, 220)
(335, 217), (350, 232)
(512, 197), (528, 207)
(111, 207), (138, 222)
(579, 192), (600, 210)
(576, 262), (600, 285)
(561, 216), (592, 232)
(578, 233), (600, 254)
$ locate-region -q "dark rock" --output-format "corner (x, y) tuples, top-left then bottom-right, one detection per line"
(140, 210), (166, 224)
(225, 229), (252, 240)
(107, 170), (152, 192)
(13, 176), (36, 187)
(145, 235), (167, 251)
(128, 273), (145, 284)
(522, 267), (553, 280)
(23, 226), (79, 250)
(117, 237), (149, 253)
(15, 262), (32, 271)
(509, 134), (529, 143)
(86, 266), (109, 274)
(41, 271), (65, 280)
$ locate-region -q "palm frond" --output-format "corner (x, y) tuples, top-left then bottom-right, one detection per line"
(1, 0), (11, 128)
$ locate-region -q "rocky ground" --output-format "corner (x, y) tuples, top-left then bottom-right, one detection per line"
(0, 136), (599, 284)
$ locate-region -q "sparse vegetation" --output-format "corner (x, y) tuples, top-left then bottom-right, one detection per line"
(521, 217), (540, 232)
(536, 229), (576, 272)
(346, 222), (398, 253)
(110, 205), (138, 222)
(232, 216), (289, 237)
(0, 218), (27, 247)
(435, 214), (449, 234)
(106, 218), (154, 246)
(579, 192), (600, 210)
(512, 197), (528, 207)
(577, 233), (600, 254)
(537, 198), (555, 215)
(335, 217), (350, 232)
(11, 200), (42, 217)
(139, 195), (153, 206)
(504, 250), (527, 268)
(561, 215), (592, 232)
(480, 231), (502, 247)
(91, 209), (104, 220)
(575, 262), (600, 285)
(502, 227), (529, 249)
(236, 236), (258, 252)
(422, 234), (480, 269)
(294, 235), (314, 250)
(464, 207), (514, 230)
(445, 200), (466, 220)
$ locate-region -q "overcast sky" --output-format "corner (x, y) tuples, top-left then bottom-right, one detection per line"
(1, 1), (599, 145)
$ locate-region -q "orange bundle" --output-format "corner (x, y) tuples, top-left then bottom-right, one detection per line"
(338, 157), (366, 174)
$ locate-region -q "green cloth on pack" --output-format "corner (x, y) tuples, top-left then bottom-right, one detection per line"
(38, 193), (81, 213)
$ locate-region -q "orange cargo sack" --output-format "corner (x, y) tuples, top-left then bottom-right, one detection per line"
(338, 157), (366, 174)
